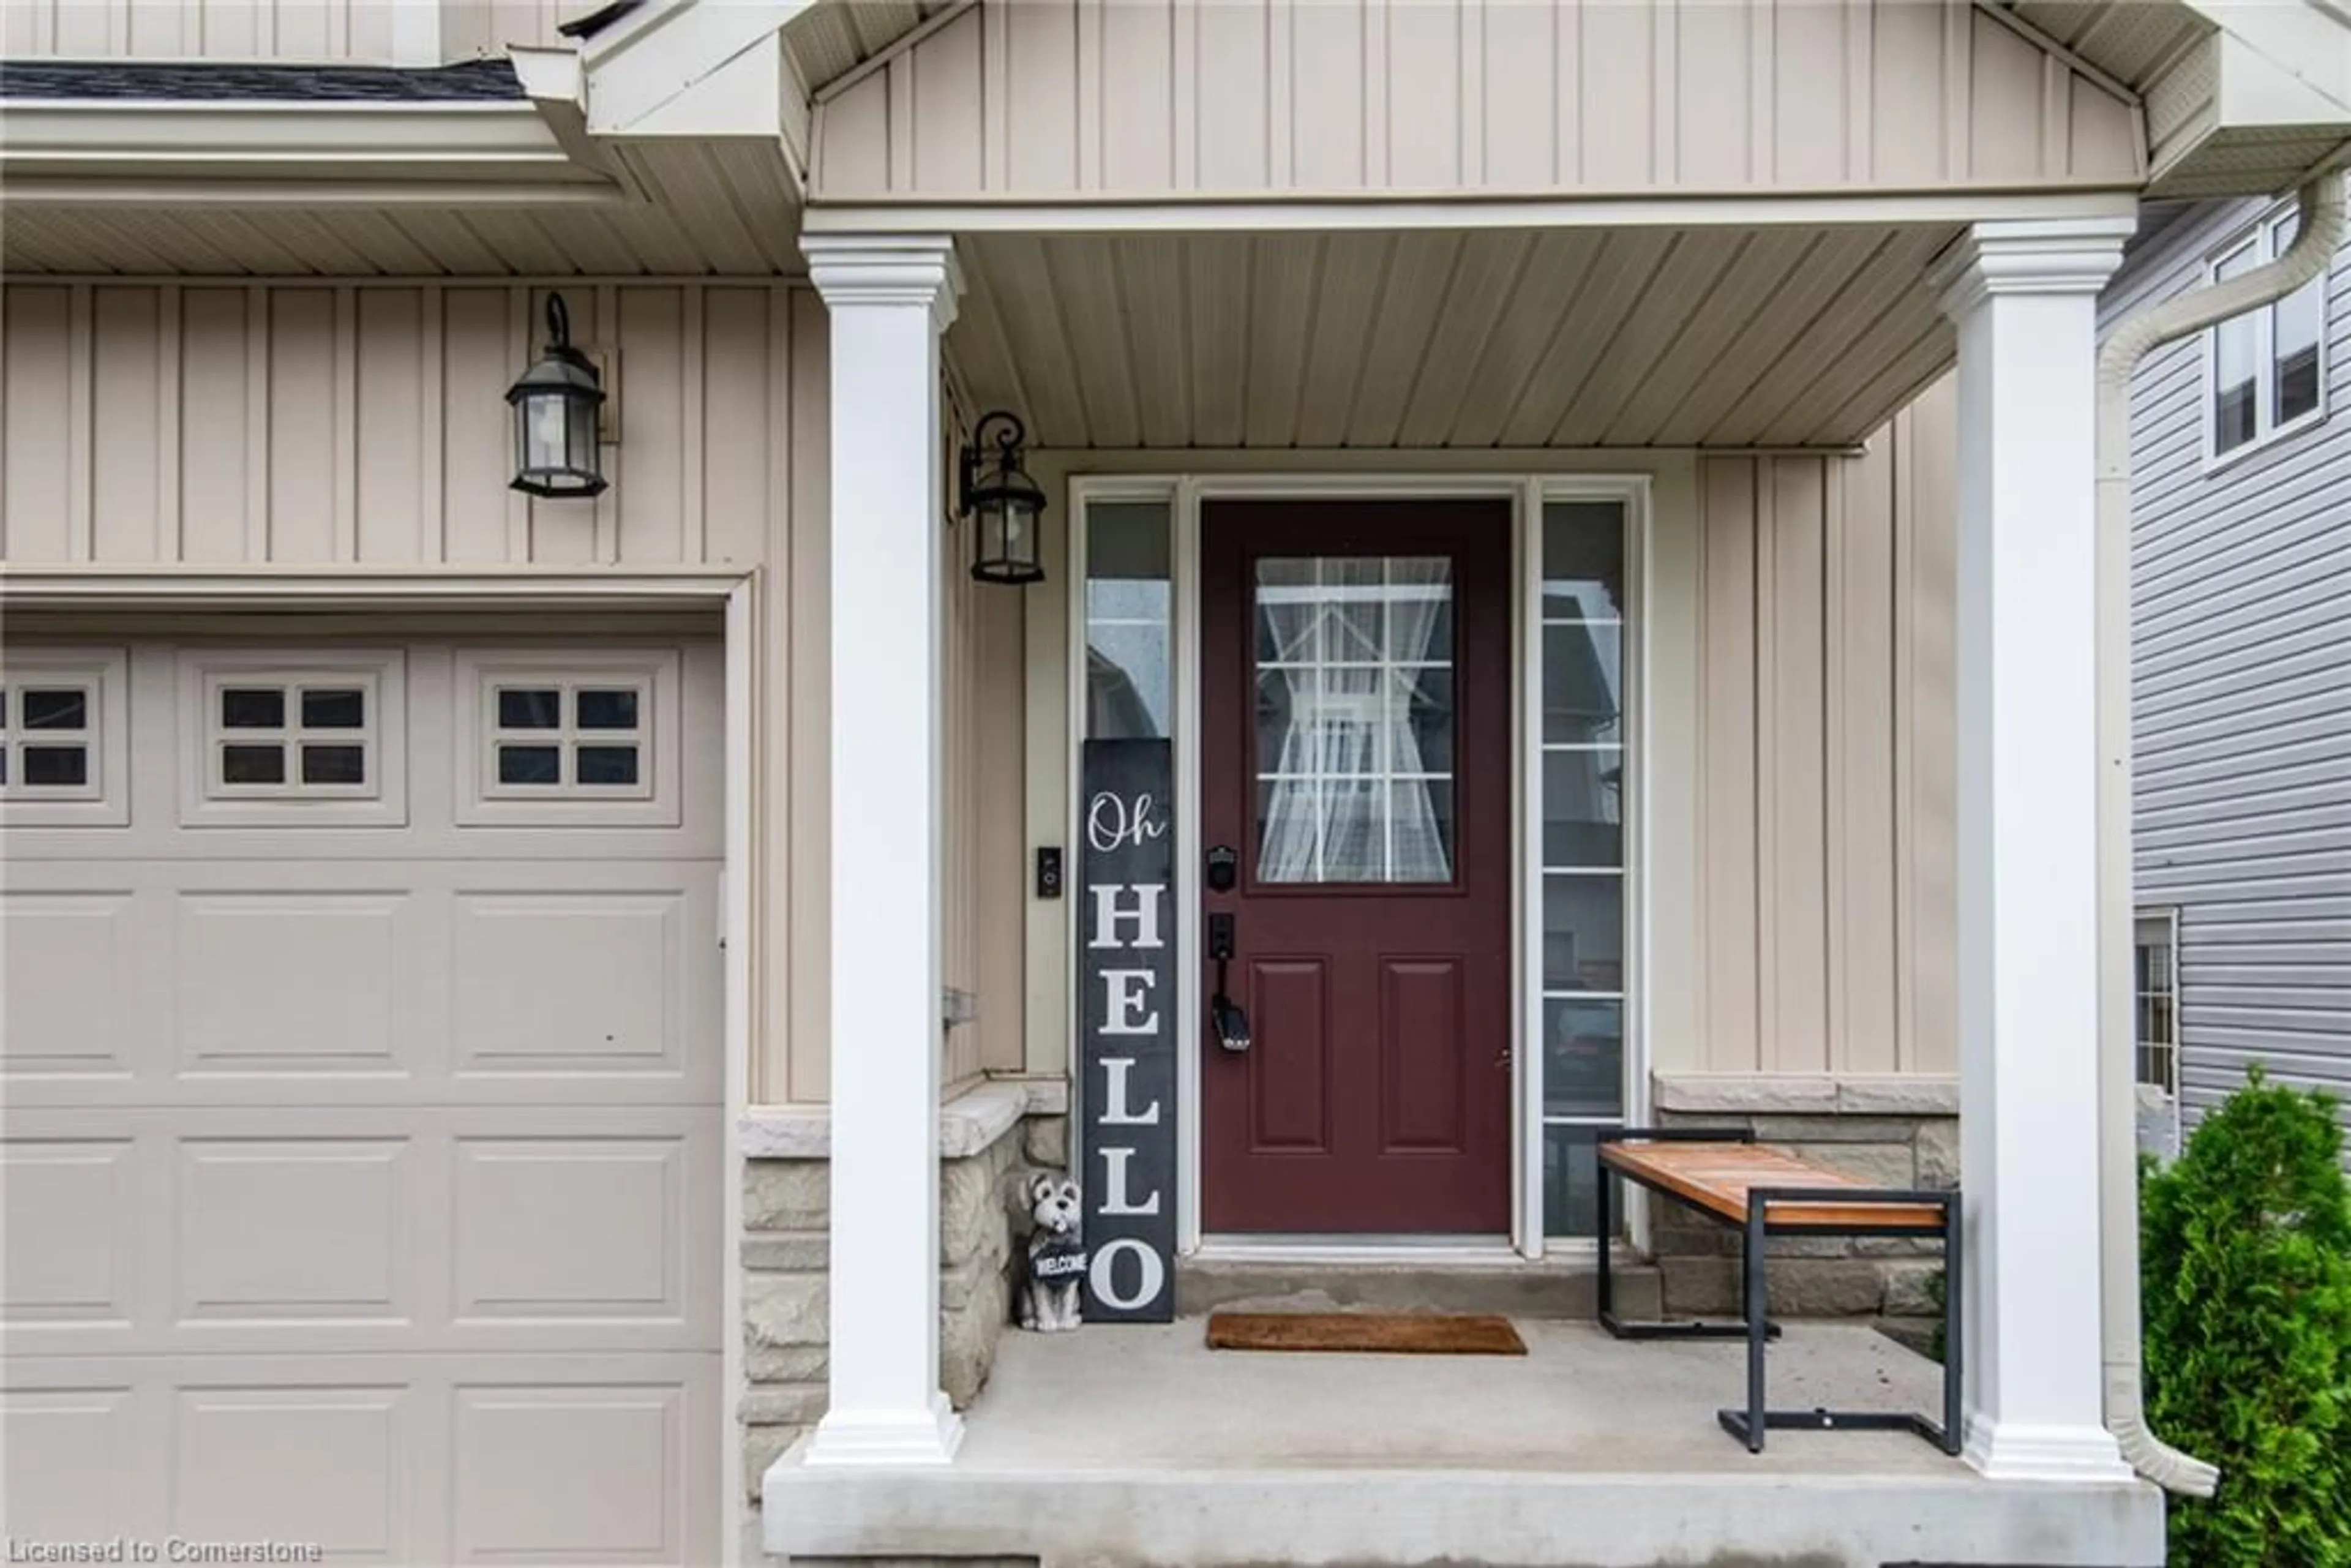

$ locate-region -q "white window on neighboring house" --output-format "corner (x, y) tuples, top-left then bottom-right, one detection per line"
(2134, 910), (2181, 1103)
(2208, 206), (2330, 459)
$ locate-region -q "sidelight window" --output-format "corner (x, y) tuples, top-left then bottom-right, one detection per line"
(1084, 500), (1174, 741)
(1537, 498), (1629, 1240)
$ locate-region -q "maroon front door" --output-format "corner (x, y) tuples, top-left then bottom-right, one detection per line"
(1201, 500), (1512, 1234)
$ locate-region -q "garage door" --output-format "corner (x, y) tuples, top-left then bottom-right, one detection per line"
(2, 635), (724, 1565)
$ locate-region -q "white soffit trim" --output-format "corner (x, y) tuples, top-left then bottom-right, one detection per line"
(805, 188), (2141, 236)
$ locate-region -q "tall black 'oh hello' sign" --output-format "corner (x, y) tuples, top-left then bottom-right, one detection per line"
(1076, 738), (1177, 1324)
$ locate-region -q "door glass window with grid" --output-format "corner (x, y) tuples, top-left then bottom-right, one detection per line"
(1539, 500), (1628, 1238)
(2210, 209), (2328, 457)
(1252, 556), (1455, 884)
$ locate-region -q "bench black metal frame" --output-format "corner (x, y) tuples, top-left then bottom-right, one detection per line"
(1592, 1124), (1781, 1343)
(1594, 1129), (1963, 1457)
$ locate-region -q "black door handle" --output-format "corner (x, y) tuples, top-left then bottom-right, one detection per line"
(1207, 912), (1250, 1052)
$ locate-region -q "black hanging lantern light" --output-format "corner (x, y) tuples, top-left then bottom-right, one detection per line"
(506, 292), (607, 499)
(958, 410), (1046, 586)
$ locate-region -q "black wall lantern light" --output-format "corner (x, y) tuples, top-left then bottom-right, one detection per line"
(959, 410), (1046, 586)
(506, 292), (608, 500)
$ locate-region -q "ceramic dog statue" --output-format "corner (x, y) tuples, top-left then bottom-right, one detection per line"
(1017, 1171), (1086, 1332)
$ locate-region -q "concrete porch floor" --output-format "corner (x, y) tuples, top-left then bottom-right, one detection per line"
(763, 1318), (2164, 1567)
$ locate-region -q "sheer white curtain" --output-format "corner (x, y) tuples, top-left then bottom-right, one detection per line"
(1256, 557), (1452, 883)
(1382, 558), (1451, 881)
(1256, 568), (1329, 882)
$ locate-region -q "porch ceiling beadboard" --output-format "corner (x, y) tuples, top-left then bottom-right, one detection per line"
(811, 0), (2145, 201)
(948, 226), (1958, 449)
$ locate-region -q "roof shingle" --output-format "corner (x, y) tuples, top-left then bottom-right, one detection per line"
(0, 57), (526, 103)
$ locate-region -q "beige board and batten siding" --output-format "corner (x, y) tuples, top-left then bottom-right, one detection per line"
(813, 0), (2143, 200)
(1693, 378), (1959, 1078)
(0, 280), (1029, 1104)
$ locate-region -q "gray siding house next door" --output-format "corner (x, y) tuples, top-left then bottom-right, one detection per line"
(2109, 181), (2351, 1162)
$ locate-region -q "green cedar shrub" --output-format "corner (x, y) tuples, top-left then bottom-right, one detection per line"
(2140, 1067), (2351, 1567)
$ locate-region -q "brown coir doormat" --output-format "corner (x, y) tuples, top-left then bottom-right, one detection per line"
(1205, 1311), (1527, 1356)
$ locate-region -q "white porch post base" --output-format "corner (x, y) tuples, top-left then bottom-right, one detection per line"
(1963, 1417), (2137, 1484)
(1932, 216), (2136, 1488)
(801, 232), (966, 1471)
(802, 1395), (963, 1469)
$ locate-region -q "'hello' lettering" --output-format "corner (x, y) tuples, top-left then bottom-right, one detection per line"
(1077, 746), (1179, 1322)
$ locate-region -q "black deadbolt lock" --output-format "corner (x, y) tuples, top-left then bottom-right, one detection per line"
(1205, 843), (1237, 893)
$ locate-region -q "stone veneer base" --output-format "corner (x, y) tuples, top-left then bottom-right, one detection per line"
(738, 1084), (1067, 1501)
(1644, 1073), (1958, 1337)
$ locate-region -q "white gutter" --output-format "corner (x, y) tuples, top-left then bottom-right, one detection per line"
(2094, 170), (2345, 1496)
(0, 99), (621, 205)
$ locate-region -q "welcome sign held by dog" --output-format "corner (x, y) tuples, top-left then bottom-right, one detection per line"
(1076, 738), (1178, 1324)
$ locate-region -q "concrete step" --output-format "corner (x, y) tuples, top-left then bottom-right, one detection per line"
(1174, 1253), (1662, 1321)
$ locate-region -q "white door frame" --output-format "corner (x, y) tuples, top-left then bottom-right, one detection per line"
(1062, 477), (1651, 1264)
(0, 565), (758, 1566)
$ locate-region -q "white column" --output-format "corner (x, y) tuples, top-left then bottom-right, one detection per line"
(1931, 216), (2135, 1484)
(801, 233), (964, 1467)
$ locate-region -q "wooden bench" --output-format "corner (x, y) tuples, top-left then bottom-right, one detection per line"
(1593, 1126), (1960, 1455)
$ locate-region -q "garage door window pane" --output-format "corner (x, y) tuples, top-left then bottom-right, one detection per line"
(498, 688), (562, 729)
(301, 745), (366, 786)
(22, 745), (88, 786)
(23, 689), (89, 730)
(221, 688), (285, 729)
(576, 690), (639, 730)
(577, 745), (640, 786)
(301, 688), (366, 730)
(222, 745), (286, 785)
(498, 745), (562, 786)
